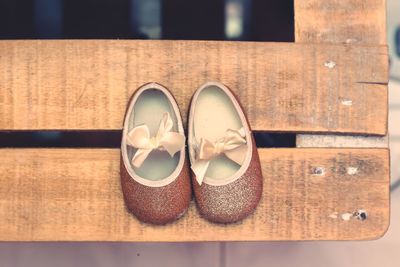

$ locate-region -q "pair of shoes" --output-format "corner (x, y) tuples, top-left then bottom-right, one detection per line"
(120, 82), (263, 225)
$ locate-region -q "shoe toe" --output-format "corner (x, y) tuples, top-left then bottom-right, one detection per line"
(120, 158), (191, 225)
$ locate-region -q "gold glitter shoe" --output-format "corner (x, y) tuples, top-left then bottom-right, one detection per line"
(188, 82), (263, 224)
(120, 83), (191, 225)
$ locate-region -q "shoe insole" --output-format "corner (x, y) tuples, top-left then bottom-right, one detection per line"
(193, 86), (244, 180)
(127, 89), (180, 181)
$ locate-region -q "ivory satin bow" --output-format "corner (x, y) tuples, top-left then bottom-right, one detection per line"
(192, 128), (247, 185)
(126, 112), (185, 168)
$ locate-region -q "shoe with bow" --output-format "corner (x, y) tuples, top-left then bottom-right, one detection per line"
(188, 82), (263, 224)
(120, 83), (191, 225)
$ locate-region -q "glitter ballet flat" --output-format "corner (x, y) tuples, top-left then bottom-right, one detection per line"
(120, 83), (191, 225)
(188, 81), (263, 224)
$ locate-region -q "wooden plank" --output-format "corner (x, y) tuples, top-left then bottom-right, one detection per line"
(295, 0), (386, 45)
(0, 40), (388, 134)
(0, 148), (389, 241)
(295, 0), (388, 147)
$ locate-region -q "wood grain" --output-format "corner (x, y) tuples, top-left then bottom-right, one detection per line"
(295, 0), (389, 147)
(0, 148), (389, 241)
(295, 0), (386, 45)
(0, 40), (388, 134)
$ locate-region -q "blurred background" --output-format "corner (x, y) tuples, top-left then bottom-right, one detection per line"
(0, 0), (399, 266)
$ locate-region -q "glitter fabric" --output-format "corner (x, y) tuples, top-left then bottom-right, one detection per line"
(193, 137), (262, 223)
(120, 156), (191, 225)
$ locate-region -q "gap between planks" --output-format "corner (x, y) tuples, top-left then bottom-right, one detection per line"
(0, 148), (389, 241)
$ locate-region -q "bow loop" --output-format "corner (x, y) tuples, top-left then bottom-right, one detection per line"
(126, 112), (185, 168)
(192, 127), (247, 185)
(156, 112), (174, 140)
(127, 125), (151, 148)
(222, 129), (246, 150)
